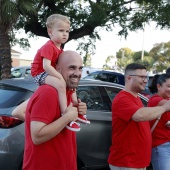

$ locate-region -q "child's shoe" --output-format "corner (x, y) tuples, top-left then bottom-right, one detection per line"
(66, 121), (81, 132)
(77, 114), (90, 124)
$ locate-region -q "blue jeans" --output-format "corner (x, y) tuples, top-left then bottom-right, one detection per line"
(109, 165), (146, 170)
(151, 141), (170, 170)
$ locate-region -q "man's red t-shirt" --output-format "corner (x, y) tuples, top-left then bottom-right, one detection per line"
(23, 85), (77, 170)
(148, 94), (170, 148)
(31, 40), (63, 77)
(108, 90), (151, 168)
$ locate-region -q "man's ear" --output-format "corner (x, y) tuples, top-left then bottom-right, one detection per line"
(125, 75), (132, 82)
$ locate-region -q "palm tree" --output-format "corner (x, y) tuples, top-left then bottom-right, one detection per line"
(0, 0), (36, 79)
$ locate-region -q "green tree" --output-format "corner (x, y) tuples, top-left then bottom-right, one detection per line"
(102, 55), (115, 70)
(83, 53), (92, 67)
(0, 0), (36, 79)
(142, 55), (154, 71)
(1, 0), (170, 79)
(132, 51), (155, 71)
(132, 51), (149, 62)
(116, 48), (133, 70)
(149, 41), (170, 72)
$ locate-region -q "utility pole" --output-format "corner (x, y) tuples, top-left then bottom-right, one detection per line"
(141, 23), (145, 61)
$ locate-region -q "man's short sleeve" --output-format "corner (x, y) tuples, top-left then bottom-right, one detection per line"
(30, 86), (59, 124)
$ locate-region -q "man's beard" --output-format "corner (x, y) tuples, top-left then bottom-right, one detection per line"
(66, 75), (81, 89)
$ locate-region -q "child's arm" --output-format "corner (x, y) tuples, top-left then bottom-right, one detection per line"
(12, 99), (29, 121)
(43, 58), (63, 80)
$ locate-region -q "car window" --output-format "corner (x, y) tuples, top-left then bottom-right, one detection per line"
(104, 86), (148, 107)
(104, 86), (121, 101)
(84, 72), (125, 85)
(84, 72), (99, 79)
(11, 68), (23, 78)
(77, 86), (110, 111)
(107, 74), (119, 83)
(0, 85), (33, 108)
(97, 73), (107, 81)
(25, 69), (31, 76)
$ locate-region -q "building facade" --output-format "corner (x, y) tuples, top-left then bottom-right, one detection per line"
(11, 49), (32, 67)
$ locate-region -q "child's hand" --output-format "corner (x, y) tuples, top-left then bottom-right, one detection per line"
(77, 98), (87, 115)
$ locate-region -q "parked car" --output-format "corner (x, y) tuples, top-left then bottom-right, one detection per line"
(83, 70), (125, 85)
(81, 67), (102, 78)
(11, 66), (31, 78)
(83, 70), (154, 99)
(0, 78), (149, 170)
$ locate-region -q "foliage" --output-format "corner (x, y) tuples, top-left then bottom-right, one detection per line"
(130, 51), (154, 70)
(102, 55), (115, 70)
(115, 41), (170, 72)
(0, 0), (37, 79)
(116, 48), (133, 70)
(1, 0), (170, 79)
(83, 53), (92, 67)
(149, 41), (170, 72)
(13, 0), (170, 53)
(142, 55), (155, 71)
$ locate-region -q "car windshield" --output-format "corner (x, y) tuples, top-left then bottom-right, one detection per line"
(11, 68), (23, 78)
(0, 85), (32, 108)
(84, 72), (98, 79)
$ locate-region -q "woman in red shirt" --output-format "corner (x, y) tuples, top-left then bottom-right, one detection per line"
(148, 74), (170, 170)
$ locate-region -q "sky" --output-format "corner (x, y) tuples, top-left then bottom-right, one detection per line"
(13, 22), (170, 68)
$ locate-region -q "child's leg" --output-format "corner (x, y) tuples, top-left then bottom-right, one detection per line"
(72, 91), (78, 106)
(74, 91), (90, 124)
(45, 75), (67, 115)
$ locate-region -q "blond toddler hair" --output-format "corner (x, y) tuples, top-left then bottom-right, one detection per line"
(46, 14), (70, 29)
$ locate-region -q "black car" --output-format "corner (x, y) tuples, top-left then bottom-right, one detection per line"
(0, 77), (149, 170)
(83, 70), (125, 86)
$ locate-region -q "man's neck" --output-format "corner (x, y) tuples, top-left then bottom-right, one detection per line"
(123, 88), (138, 97)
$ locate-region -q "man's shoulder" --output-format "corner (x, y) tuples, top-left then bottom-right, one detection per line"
(115, 90), (129, 98)
(37, 85), (57, 94)
(113, 90), (132, 103)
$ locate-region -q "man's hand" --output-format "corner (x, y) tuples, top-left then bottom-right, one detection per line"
(65, 103), (78, 122)
(77, 98), (87, 115)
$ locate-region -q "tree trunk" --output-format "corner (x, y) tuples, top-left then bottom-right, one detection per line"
(0, 28), (12, 80)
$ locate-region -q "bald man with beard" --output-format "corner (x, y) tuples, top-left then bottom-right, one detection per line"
(22, 51), (87, 170)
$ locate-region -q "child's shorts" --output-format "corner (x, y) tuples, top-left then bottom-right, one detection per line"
(33, 72), (49, 86)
